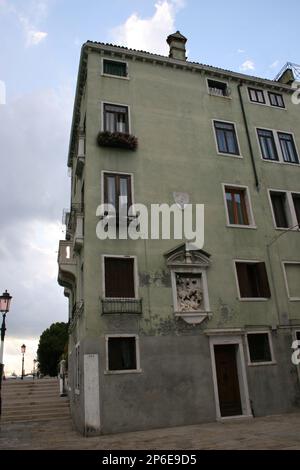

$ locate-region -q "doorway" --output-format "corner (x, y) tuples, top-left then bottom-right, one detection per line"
(214, 344), (242, 417)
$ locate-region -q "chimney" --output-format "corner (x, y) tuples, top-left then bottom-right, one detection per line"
(167, 31), (187, 61)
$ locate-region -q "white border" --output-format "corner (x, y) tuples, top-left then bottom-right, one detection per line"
(101, 254), (139, 300)
(212, 119), (242, 158)
(209, 335), (252, 420)
(245, 330), (276, 366)
(100, 101), (132, 134)
(233, 259), (270, 301)
(282, 261), (300, 301)
(255, 127), (300, 166)
(247, 86), (286, 110)
(267, 188), (300, 231)
(104, 334), (142, 375)
(221, 183), (256, 229)
(170, 267), (211, 314)
(101, 57), (129, 80)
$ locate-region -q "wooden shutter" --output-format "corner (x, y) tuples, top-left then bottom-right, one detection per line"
(105, 257), (135, 298)
(236, 263), (251, 298)
(256, 262), (271, 298)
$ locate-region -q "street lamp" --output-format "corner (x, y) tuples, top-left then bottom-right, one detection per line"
(21, 344), (26, 380)
(0, 289), (12, 417)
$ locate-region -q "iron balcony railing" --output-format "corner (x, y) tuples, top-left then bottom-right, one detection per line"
(69, 301), (84, 333)
(101, 298), (143, 315)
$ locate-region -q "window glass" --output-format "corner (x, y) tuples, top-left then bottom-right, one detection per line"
(247, 333), (272, 363)
(108, 337), (137, 371)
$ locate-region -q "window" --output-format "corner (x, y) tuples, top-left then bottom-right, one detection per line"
(104, 257), (135, 298)
(208, 79), (229, 97)
(247, 333), (273, 364)
(235, 261), (271, 299)
(225, 186), (250, 226)
(107, 337), (138, 371)
(257, 129), (278, 161)
(175, 273), (204, 312)
(283, 263), (300, 300)
(270, 191), (290, 228)
(75, 344), (80, 391)
(268, 91), (285, 108)
(103, 59), (127, 78)
(278, 132), (299, 164)
(292, 194), (300, 227)
(104, 172), (132, 217)
(214, 121), (240, 155)
(248, 88), (265, 104)
(103, 103), (129, 133)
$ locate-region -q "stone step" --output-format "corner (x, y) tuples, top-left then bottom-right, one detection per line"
(1, 414), (73, 424)
(3, 397), (69, 406)
(4, 403), (69, 413)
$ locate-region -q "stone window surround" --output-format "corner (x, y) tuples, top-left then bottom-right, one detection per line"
(247, 86), (286, 109)
(245, 330), (276, 366)
(101, 254), (139, 301)
(267, 188), (300, 231)
(255, 127), (299, 166)
(222, 183), (256, 229)
(233, 259), (271, 302)
(212, 119), (243, 159)
(104, 334), (142, 375)
(100, 100), (132, 135)
(282, 261), (300, 301)
(101, 57), (130, 80)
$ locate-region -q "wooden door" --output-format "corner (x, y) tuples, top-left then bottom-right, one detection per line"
(214, 344), (242, 417)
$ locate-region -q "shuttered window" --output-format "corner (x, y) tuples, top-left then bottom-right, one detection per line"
(104, 173), (132, 217)
(236, 262), (271, 299)
(103, 60), (127, 77)
(105, 257), (135, 298)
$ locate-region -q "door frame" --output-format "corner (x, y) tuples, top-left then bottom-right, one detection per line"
(209, 335), (252, 420)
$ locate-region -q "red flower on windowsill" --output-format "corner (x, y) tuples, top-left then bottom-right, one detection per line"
(97, 131), (138, 151)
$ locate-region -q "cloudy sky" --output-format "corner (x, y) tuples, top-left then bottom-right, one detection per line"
(0, 0), (299, 375)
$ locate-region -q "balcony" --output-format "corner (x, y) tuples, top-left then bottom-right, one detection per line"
(101, 298), (143, 315)
(57, 241), (76, 289)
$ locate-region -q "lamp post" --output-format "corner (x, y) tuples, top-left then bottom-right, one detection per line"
(0, 290), (12, 418)
(21, 344), (26, 380)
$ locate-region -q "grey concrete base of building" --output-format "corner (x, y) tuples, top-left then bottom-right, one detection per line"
(67, 327), (300, 436)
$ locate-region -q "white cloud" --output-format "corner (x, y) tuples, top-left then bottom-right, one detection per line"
(270, 60), (279, 69)
(239, 60), (255, 72)
(111, 0), (185, 56)
(237, 48), (245, 54)
(1, 0), (48, 47)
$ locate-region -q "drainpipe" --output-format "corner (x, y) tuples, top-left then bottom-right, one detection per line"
(237, 82), (260, 190)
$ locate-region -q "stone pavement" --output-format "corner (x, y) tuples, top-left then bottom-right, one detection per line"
(1, 413), (300, 450)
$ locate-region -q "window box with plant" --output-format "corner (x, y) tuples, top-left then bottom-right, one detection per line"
(97, 131), (138, 150)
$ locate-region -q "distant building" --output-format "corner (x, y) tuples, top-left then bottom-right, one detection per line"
(58, 32), (300, 435)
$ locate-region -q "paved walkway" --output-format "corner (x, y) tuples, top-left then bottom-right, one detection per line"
(1, 413), (300, 450)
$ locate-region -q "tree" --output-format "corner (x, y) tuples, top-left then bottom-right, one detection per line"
(37, 322), (68, 377)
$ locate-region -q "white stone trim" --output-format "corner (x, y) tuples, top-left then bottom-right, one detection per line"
(247, 86), (286, 109)
(267, 188), (300, 231)
(101, 57), (130, 80)
(100, 100), (132, 134)
(255, 127), (299, 166)
(101, 254), (139, 300)
(221, 183), (256, 229)
(245, 330), (276, 366)
(209, 334), (252, 420)
(104, 334), (142, 374)
(212, 119), (243, 158)
(206, 77), (231, 99)
(233, 259), (270, 302)
(282, 261), (300, 301)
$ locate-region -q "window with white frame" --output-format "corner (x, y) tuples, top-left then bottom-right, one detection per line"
(106, 336), (139, 372)
(268, 189), (300, 230)
(103, 59), (127, 78)
(103, 103), (129, 133)
(213, 121), (240, 156)
(235, 261), (271, 299)
(104, 256), (136, 299)
(223, 185), (255, 227)
(246, 332), (274, 364)
(283, 262), (300, 300)
(268, 91), (285, 108)
(248, 87), (265, 104)
(257, 128), (299, 164)
(207, 79), (229, 97)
